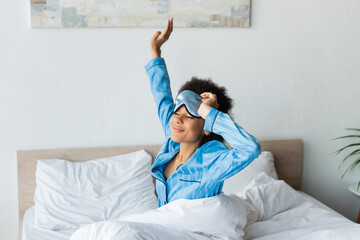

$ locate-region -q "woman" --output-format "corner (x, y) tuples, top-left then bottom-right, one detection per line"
(145, 18), (261, 207)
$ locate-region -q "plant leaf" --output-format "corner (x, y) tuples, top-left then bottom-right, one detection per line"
(345, 128), (360, 132)
(332, 143), (360, 155)
(332, 128), (360, 188)
(341, 149), (360, 165)
(349, 157), (360, 174)
(341, 156), (360, 179)
(331, 135), (360, 141)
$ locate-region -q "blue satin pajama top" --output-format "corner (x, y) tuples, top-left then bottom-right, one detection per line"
(145, 57), (261, 208)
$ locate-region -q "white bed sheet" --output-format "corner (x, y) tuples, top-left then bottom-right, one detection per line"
(22, 206), (76, 240)
(296, 191), (345, 218)
(240, 173), (360, 240)
(23, 174), (360, 240)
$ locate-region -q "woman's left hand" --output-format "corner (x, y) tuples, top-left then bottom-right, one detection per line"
(198, 92), (219, 119)
(150, 18), (173, 58)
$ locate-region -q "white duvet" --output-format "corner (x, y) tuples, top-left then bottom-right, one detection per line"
(70, 193), (248, 240)
(70, 173), (360, 240)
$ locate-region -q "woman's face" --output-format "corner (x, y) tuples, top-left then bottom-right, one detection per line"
(170, 105), (205, 144)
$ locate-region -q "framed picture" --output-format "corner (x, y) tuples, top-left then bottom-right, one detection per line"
(30, 0), (250, 28)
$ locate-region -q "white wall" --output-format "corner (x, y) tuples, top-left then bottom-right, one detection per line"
(1, 0), (360, 238)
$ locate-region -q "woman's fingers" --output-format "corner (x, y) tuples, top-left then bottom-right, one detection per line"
(150, 31), (162, 49)
(163, 18), (173, 41)
(150, 18), (173, 57)
(200, 92), (219, 109)
(159, 19), (169, 39)
(151, 31), (161, 41)
(165, 18), (173, 40)
(201, 92), (215, 98)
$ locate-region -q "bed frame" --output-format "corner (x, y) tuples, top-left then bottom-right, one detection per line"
(17, 139), (303, 239)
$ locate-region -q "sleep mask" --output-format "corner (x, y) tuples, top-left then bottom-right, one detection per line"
(174, 90), (202, 118)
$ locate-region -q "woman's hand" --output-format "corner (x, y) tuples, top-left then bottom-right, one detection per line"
(198, 92), (220, 119)
(151, 18), (173, 58)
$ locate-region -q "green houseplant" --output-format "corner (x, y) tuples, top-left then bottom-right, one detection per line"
(332, 128), (360, 191)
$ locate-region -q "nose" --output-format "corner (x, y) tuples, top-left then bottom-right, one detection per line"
(173, 114), (183, 124)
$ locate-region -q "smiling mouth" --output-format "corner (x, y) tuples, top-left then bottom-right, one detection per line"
(172, 126), (185, 133)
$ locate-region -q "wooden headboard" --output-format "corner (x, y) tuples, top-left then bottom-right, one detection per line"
(17, 139), (302, 238)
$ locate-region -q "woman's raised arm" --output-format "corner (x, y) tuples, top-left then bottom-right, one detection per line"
(145, 18), (175, 138)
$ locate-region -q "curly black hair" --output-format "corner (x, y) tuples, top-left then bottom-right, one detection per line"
(178, 77), (234, 146)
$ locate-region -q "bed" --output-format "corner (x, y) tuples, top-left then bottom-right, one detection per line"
(17, 139), (360, 240)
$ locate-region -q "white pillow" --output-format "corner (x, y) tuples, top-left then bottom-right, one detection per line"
(222, 151), (278, 194)
(34, 150), (158, 230)
(236, 172), (299, 224)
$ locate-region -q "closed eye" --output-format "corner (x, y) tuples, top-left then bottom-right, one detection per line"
(173, 112), (194, 119)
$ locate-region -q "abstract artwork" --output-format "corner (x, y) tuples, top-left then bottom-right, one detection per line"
(30, 0), (250, 28)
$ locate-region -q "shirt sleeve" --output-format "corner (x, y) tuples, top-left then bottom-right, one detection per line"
(145, 57), (175, 139)
(203, 107), (261, 182)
